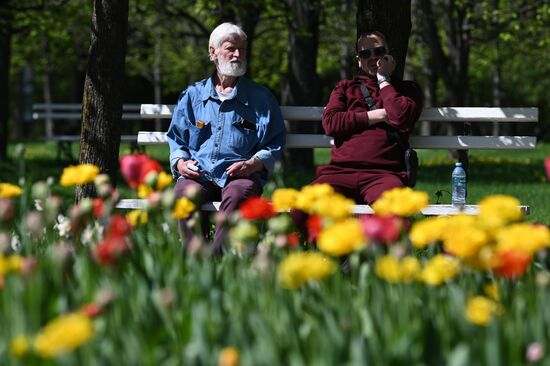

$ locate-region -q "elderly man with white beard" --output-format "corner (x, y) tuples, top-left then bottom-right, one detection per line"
(166, 22), (286, 255)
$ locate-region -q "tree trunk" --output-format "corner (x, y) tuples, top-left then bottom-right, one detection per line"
(418, 0), (472, 106)
(153, 32), (162, 132)
(357, 0), (412, 80)
(0, 0), (13, 159)
(282, 0), (321, 170)
(76, 0), (129, 201)
(492, 31), (502, 136)
(42, 39), (54, 138)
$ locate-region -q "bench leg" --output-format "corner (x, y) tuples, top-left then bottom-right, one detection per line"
(457, 149), (469, 173)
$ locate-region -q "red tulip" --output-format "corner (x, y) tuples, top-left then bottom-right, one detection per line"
(81, 303), (103, 318)
(287, 233), (301, 248)
(239, 196), (276, 220)
(306, 214), (322, 243)
(93, 235), (130, 265)
(105, 215), (132, 238)
(493, 249), (532, 279)
(92, 198), (105, 218)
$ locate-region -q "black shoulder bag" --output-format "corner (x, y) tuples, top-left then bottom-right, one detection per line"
(359, 84), (418, 188)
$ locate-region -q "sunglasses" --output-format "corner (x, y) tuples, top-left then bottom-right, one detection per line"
(357, 45), (387, 59)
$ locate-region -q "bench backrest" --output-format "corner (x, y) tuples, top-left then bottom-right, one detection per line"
(137, 104), (538, 150)
(32, 103), (142, 120)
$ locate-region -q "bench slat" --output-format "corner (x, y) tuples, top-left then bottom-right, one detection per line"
(115, 199), (530, 216)
(33, 103), (142, 111)
(43, 135), (137, 142)
(137, 131), (536, 150)
(139, 104), (538, 123)
(33, 112), (143, 120)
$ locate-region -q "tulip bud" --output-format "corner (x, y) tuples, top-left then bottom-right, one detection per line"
(44, 196), (62, 223)
(147, 191), (161, 211)
(94, 174), (111, 187)
(24, 211), (44, 237)
(183, 183), (201, 202)
(267, 215), (292, 235)
(0, 231), (12, 253)
(51, 240), (75, 269)
(161, 190), (176, 209)
(14, 143), (25, 156)
(31, 181), (50, 200)
(526, 342), (544, 363)
(0, 198), (14, 221)
(78, 198), (93, 216)
(144, 170), (159, 188)
(95, 288), (115, 308)
(152, 288), (176, 309)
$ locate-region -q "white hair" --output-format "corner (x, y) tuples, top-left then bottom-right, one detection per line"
(208, 22), (247, 60)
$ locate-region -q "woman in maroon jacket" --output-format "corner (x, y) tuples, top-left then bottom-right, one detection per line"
(292, 31), (423, 239)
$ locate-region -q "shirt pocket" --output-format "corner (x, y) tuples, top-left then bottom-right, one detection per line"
(230, 118), (259, 151)
(188, 122), (212, 150)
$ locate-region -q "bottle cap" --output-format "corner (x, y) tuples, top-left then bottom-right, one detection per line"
(455, 162), (462, 167)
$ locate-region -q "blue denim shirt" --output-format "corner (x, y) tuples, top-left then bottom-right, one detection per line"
(167, 75), (286, 187)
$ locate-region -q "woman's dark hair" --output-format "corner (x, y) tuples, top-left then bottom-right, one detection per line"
(356, 31), (389, 53)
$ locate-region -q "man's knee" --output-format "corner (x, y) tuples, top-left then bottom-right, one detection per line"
(221, 178), (261, 210)
(174, 179), (205, 202)
(224, 178), (261, 198)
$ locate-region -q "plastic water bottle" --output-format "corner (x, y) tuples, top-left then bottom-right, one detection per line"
(451, 162), (467, 207)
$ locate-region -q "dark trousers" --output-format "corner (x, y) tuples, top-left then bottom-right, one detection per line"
(291, 166), (405, 242)
(174, 177), (262, 255)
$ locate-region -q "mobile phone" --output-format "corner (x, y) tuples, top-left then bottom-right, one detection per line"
(187, 163), (199, 172)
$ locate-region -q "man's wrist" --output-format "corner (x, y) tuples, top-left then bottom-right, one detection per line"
(250, 156), (263, 172)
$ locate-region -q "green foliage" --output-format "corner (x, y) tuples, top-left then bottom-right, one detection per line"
(2, 151), (550, 364)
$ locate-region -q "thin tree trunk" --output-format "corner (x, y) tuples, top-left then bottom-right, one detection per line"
(282, 0), (321, 170)
(0, 1), (13, 159)
(76, 0), (129, 201)
(153, 33), (162, 131)
(492, 42), (502, 136)
(42, 71), (54, 138)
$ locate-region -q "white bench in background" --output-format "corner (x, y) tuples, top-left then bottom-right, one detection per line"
(31, 103), (142, 160)
(112, 104), (537, 215)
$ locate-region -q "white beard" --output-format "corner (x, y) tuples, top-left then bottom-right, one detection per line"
(218, 58), (247, 77)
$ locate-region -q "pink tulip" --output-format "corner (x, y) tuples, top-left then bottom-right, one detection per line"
(360, 215), (405, 244)
(545, 157), (550, 182)
(119, 153), (162, 188)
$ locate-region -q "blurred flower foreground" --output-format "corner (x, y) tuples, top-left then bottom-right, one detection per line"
(1, 152), (550, 365)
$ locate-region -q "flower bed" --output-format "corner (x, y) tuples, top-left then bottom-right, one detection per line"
(1, 152), (550, 365)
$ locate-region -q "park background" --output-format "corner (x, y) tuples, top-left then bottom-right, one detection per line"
(1, 0), (550, 221)
(3, 1), (550, 365)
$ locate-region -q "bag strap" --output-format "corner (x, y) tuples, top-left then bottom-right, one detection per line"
(359, 83), (410, 150)
(359, 84), (377, 111)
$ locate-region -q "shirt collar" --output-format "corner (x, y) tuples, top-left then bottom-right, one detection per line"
(201, 72), (249, 106)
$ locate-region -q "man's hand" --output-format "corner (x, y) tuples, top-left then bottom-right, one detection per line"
(226, 157), (263, 178)
(177, 159), (201, 179)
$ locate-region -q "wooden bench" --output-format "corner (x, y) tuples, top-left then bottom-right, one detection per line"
(115, 104), (538, 215)
(32, 103), (142, 160)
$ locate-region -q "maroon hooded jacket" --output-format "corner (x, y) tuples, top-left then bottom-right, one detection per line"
(322, 74), (423, 172)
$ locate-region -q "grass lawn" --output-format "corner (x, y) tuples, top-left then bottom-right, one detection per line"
(2, 140), (550, 224)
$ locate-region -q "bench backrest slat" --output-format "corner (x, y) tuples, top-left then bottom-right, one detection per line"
(33, 103), (142, 111)
(139, 104), (538, 123)
(137, 131), (536, 150)
(32, 112), (142, 120)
